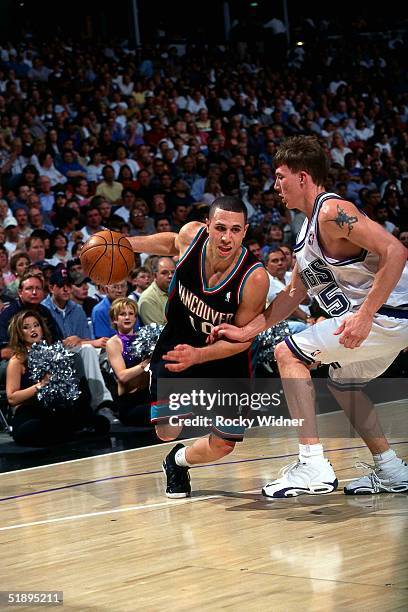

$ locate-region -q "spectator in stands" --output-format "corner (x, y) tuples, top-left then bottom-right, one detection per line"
(3, 251), (30, 299)
(154, 216), (172, 233)
(138, 256), (175, 325)
(73, 177), (91, 207)
(79, 205), (105, 242)
(261, 224), (285, 258)
(95, 198), (113, 226)
(57, 150), (86, 180)
(0, 272), (63, 369)
(246, 238), (263, 261)
(4, 220), (21, 254)
(25, 235), (46, 264)
(129, 206), (153, 236)
(46, 230), (70, 266)
(15, 207), (32, 240)
(398, 229), (408, 250)
(114, 188), (137, 223)
(86, 149), (105, 185)
(265, 247), (307, 333)
(128, 266), (152, 302)
(170, 203), (189, 232)
(42, 268), (115, 420)
(106, 298), (150, 426)
(374, 203), (399, 236)
(112, 144), (140, 179)
(95, 164), (124, 204)
(69, 271), (98, 317)
(92, 280), (128, 338)
(37, 152), (67, 187)
(0, 244), (13, 282)
(6, 310), (94, 446)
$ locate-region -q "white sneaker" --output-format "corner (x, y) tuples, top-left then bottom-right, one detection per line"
(344, 460), (408, 495)
(262, 459), (338, 498)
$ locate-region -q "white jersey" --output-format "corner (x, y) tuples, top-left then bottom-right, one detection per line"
(294, 192), (408, 317)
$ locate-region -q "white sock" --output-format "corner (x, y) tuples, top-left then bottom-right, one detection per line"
(373, 449), (401, 474)
(299, 443), (325, 463)
(175, 447), (191, 467)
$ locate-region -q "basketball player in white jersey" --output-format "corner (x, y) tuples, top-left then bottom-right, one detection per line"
(212, 136), (408, 497)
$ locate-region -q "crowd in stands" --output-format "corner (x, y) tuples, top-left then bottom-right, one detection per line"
(0, 21), (407, 445)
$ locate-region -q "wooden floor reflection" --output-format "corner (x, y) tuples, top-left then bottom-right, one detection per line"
(0, 404), (407, 611)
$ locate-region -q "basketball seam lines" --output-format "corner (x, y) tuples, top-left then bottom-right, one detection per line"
(87, 242), (108, 280)
(117, 244), (132, 273)
(109, 230), (115, 284)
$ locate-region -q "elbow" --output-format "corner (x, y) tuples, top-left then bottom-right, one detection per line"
(7, 394), (17, 407)
(396, 242), (408, 263)
(387, 242), (408, 270)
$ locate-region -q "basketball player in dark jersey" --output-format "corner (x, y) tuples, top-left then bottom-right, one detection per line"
(128, 196), (269, 497)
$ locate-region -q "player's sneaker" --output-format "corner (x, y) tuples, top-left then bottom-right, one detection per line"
(162, 443), (191, 498)
(344, 460), (408, 495)
(262, 459), (338, 498)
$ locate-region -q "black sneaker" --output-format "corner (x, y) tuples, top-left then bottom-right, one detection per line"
(162, 443), (191, 498)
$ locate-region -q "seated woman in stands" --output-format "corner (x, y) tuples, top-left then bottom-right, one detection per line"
(106, 298), (150, 426)
(6, 310), (98, 446)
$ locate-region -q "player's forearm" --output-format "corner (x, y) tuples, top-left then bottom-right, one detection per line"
(239, 288), (305, 341)
(359, 243), (407, 317)
(197, 339), (251, 363)
(127, 233), (179, 256)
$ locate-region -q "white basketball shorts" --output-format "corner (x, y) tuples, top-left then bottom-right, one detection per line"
(284, 312), (408, 387)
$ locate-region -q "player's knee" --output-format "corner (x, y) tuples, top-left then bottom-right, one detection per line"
(210, 435), (235, 456)
(155, 422), (182, 441)
(274, 340), (294, 365)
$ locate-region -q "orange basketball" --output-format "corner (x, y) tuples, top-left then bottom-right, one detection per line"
(80, 230), (135, 285)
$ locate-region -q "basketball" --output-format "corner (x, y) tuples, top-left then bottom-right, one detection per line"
(80, 230), (135, 285)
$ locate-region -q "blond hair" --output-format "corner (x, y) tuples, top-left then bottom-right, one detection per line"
(109, 298), (138, 330)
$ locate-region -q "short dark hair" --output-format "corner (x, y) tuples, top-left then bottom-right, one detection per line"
(274, 136), (329, 186)
(19, 272), (45, 290)
(209, 196), (247, 223)
(129, 265), (151, 279)
(154, 215), (171, 228)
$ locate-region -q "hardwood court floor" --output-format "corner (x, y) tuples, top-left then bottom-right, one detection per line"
(0, 404), (407, 612)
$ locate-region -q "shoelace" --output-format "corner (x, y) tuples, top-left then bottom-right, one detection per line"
(263, 461), (302, 486)
(279, 460), (304, 478)
(353, 460), (408, 493)
(167, 463), (190, 488)
(353, 461), (382, 492)
(267, 460), (334, 495)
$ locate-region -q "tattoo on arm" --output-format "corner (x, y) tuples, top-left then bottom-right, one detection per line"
(330, 204), (358, 235)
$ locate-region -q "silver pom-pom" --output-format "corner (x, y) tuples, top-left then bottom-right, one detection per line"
(256, 321), (291, 364)
(127, 323), (164, 361)
(28, 340), (80, 407)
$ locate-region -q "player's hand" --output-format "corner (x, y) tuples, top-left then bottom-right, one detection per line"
(207, 323), (247, 344)
(334, 313), (373, 349)
(163, 344), (202, 372)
